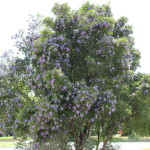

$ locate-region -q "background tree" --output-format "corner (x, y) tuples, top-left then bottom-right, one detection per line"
(122, 73), (150, 137)
(0, 50), (25, 136)
(93, 72), (150, 150)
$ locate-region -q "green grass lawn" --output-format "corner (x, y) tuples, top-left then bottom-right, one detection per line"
(113, 136), (138, 142)
(114, 136), (150, 142)
(91, 134), (150, 142)
(0, 136), (150, 147)
(0, 136), (17, 147)
(0, 141), (16, 147)
(0, 136), (13, 140)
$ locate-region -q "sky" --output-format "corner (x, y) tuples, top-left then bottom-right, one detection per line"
(0, 0), (150, 73)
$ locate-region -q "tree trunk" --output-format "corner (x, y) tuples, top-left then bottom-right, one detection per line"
(75, 132), (86, 150)
(101, 140), (107, 150)
(75, 144), (85, 150)
(101, 122), (117, 150)
(74, 122), (91, 150)
(95, 126), (101, 150)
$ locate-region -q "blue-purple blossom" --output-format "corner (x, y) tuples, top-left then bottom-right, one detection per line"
(62, 86), (67, 91)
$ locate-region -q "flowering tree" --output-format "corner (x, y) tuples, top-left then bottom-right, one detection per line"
(0, 2), (149, 150)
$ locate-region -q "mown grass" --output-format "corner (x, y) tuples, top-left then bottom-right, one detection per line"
(0, 136), (17, 147)
(113, 136), (139, 142)
(0, 136), (13, 140)
(0, 141), (16, 147)
(113, 135), (150, 142)
(0, 136), (150, 147)
(91, 134), (150, 142)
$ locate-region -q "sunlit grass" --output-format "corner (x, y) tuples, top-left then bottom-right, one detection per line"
(0, 136), (13, 140)
(91, 135), (150, 142)
(0, 142), (16, 147)
(0, 136), (17, 147)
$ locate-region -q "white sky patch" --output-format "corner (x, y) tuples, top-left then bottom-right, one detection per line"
(0, 0), (149, 73)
